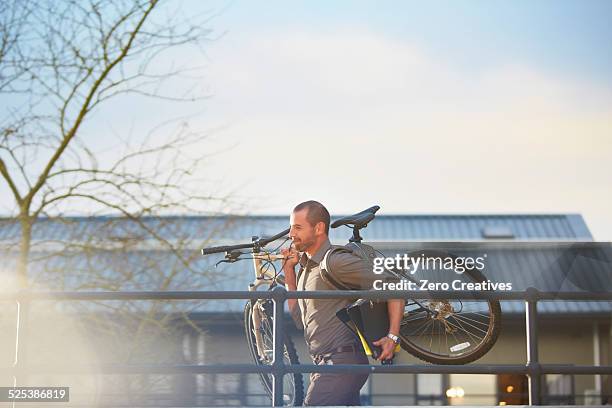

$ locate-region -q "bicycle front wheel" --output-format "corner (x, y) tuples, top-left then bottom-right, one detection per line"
(244, 300), (304, 406)
(398, 251), (502, 365)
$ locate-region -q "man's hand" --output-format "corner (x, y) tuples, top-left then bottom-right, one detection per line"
(372, 336), (397, 361)
(281, 246), (300, 270)
(280, 246), (300, 289)
(281, 246), (300, 313)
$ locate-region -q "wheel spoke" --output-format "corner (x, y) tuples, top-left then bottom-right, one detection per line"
(403, 311), (430, 323)
(450, 314), (489, 335)
(465, 310), (493, 318)
(416, 318), (435, 339)
(445, 317), (485, 345)
(429, 316), (435, 351)
(444, 324), (449, 355)
(437, 319), (442, 354)
(403, 315), (432, 337)
(452, 313), (491, 328)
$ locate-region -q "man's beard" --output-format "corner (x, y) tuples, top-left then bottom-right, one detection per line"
(292, 237), (314, 252)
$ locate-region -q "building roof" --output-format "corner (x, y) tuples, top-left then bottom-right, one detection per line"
(0, 213), (594, 243)
(1, 213), (609, 316)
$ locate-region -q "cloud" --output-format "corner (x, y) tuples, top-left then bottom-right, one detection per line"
(208, 28), (611, 115)
(200, 27), (612, 237)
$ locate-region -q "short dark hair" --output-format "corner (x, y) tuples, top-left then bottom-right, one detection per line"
(293, 200), (330, 235)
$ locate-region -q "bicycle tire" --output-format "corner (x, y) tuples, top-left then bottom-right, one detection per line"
(398, 250), (502, 365)
(244, 300), (304, 406)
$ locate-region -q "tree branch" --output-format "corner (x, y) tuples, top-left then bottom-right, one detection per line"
(0, 157), (23, 204)
(25, 0), (159, 207)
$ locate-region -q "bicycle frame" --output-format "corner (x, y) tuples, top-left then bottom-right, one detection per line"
(248, 251), (286, 361)
(250, 252), (286, 290)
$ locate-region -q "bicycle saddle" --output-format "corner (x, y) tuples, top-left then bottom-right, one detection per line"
(331, 205), (380, 229)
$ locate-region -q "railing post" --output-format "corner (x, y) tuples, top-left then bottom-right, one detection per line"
(13, 294), (31, 383)
(271, 286), (286, 407)
(526, 287), (541, 405)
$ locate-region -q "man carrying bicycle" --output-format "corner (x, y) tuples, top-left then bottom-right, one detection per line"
(281, 200), (405, 406)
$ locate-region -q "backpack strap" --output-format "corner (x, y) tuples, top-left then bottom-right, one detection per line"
(319, 246), (360, 290)
(296, 263), (306, 288)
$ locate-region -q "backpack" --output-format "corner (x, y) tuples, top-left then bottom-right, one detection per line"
(319, 242), (377, 290)
(320, 242), (399, 362)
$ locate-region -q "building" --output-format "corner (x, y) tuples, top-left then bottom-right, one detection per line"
(0, 213), (610, 406)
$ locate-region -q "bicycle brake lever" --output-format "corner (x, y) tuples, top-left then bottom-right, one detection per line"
(227, 249), (244, 258)
(215, 249), (246, 267)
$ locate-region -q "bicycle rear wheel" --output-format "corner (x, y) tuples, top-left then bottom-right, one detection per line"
(398, 250), (502, 365)
(244, 300), (304, 405)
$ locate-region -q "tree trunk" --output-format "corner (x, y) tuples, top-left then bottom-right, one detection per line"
(17, 212), (32, 289)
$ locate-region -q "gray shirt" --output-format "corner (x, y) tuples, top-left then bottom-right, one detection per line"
(293, 238), (377, 355)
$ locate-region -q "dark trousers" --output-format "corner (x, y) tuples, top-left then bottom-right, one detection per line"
(304, 349), (369, 406)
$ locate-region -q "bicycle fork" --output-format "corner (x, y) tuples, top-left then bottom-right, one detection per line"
(249, 254), (269, 361)
(250, 301), (269, 361)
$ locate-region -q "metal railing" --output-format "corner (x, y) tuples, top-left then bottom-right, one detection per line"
(2, 287), (612, 406)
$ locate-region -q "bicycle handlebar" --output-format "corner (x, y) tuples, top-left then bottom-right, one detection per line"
(200, 242), (254, 255)
(259, 227), (291, 246)
(201, 227), (290, 256)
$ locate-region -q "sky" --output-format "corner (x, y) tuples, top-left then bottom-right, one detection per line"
(2, 0), (612, 239)
(194, 0), (612, 239)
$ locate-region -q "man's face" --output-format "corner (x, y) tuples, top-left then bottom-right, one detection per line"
(289, 209), (317, 252)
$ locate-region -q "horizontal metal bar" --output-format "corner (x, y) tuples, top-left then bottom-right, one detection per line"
(1, 289), (611, 302)
(0, 291), (278, 301)
(2, 364), (273, 375)
(3, 363), (611, 375)
(287, 290), (612, 301)
(285, 364), (529, 375)
(539, 365), (612, 375)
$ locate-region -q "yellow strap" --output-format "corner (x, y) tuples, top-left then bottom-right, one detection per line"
(356, 329), (373, 356)
(356, 329), (402, 355)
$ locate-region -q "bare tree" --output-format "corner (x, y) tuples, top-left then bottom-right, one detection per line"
(0, 1), (254, 402)
(0, 0), (230, 288)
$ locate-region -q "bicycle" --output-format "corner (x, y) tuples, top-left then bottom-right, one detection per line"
(201, 205), (502, 405)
